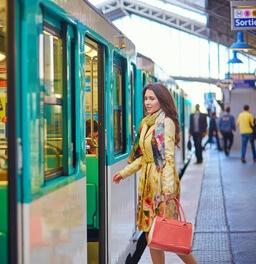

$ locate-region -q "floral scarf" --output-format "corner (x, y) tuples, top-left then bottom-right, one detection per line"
(128, 110), (166, 172)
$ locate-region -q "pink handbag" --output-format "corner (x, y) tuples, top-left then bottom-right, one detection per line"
(147, 198), (192, 255)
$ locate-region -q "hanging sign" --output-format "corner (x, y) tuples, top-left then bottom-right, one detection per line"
(231, 1), (256, 30)
(231, 73), (256, 80)
(231, 73), (256, 89)
(233, 79), (256, 89)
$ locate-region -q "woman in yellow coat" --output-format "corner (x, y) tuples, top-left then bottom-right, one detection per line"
(113, 83), (197, 264)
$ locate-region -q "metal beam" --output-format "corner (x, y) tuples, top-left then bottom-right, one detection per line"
(172, 76), (219, 84)
(97, 0), (238, 46)
(98, 0), (209, 38)
(97, 0), (256, 53)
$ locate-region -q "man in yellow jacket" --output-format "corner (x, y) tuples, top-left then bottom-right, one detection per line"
(237, 105), (256, 163)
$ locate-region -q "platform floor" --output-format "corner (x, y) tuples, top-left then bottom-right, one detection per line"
(139, 148), (256, 264)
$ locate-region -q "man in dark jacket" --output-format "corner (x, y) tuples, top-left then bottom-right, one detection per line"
(219, 107), (236, 156)
(204, 112), (222, 151)
(189, 104), (207, 164)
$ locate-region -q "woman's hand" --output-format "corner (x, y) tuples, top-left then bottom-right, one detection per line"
(112, 172), (123, 184)
(164, 192), (176, 203)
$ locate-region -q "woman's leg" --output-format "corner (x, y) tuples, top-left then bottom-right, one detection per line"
(146, 229), (196, 264)
(177, 253), (197, 264)
(149, 248), (165, 264)
(145, 232), (165, 264)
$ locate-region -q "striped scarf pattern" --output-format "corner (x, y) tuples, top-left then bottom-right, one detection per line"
(128, 110), (166, 172)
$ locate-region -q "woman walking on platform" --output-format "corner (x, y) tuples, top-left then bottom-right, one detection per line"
(113, 83), (197, 264)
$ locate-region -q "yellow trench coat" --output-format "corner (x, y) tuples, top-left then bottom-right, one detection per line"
(119, 117), (180, 232)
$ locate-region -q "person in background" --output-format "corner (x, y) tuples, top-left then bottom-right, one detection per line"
(86, 119), (99, 154)
(189, 104), (207, 164)
(236, 105), (256, 163)
(113, 83), (197, 264)
(252, 117), (256, 141)
(204, 112), (222, 151)
(219, 107), (236, 156)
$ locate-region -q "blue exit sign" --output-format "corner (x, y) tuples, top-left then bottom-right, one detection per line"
(235, 18), (256, 28)
(231, 1), (256, 30)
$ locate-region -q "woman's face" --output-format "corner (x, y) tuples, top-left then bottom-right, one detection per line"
(144, 89), (160, 114)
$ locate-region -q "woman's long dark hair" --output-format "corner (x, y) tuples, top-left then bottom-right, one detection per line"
(143, 83), (180, 146)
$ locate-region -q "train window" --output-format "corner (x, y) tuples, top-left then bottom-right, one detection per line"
(130, 65), (136, 142)
(142, 72), (146, 87)
(149, 75), (157, 83)
(0, 0), (8, 182)
(84, 38), (99, 156)
(42, 29), (64, 179)
(113, 54), (126, 154)
(70, 38), (76, 167)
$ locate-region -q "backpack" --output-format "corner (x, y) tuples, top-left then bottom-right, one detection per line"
(219, 114), (233, 132)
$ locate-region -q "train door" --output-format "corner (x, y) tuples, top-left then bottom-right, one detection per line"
(180, 95), (185, 161)
(184, 99), (191, 160)
(134, 69), (143, 131)
(84, 37), (106, 263)
(142, 72), (147, 88)
(130, 64), (137, 142)
(0, 0), (10, 263)
(130, 64), (138, 232)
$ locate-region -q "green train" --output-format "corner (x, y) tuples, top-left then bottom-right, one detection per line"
(0, 0), (191, 263)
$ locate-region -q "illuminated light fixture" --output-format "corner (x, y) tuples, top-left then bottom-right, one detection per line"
(114, 35), (126, 49)
(0, 52), (6, 62)
(230, 31), (252, 51)
(85, 46), (97, 58)
(228, 51), (243, 64)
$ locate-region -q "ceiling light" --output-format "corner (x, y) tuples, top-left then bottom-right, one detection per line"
(0, 52), (6, 62)
(228, 51), (243, 64)
(230, 31), (252, 51)
(85, 46), (97, 58)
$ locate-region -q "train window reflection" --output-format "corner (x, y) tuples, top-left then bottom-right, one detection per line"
(42, 30), (64, 178)
(130, 67), (136, 142)
(86, 119), (98, 155)
(84, 38), (99, 156)
(113, 55), (126, 154)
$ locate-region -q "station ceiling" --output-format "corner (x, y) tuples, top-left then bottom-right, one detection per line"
(96, 0), (256, 56)
(164, 0), (236, 45)
(208, 0), (256, 56)
(175, 0), (256, 53)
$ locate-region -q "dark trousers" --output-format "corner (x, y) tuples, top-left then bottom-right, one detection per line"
(221, 131), (233, 155)
(192, 132), (203, 162)
(205, 131), (221, 150)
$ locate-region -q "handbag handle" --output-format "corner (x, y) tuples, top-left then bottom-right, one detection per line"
(173, 198), (187, 223)
(162, 198), (188, 223)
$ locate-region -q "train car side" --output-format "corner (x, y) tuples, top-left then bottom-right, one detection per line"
(1, 0), (140, 263)
(2, 1), (191, 263)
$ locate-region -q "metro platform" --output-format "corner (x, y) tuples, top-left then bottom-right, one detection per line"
(139, 148), (256, 264)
